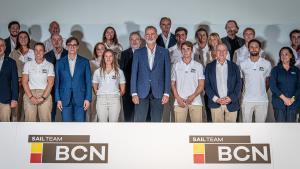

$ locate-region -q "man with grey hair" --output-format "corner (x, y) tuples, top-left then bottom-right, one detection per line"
(44, 21), (66, 53)
(0, 38), (19, 121)
(120, 31), (142, 122)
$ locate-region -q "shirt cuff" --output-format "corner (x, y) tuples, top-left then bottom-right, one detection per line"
(212, 96), (219, 103)
(132, 93), (138, 96)
(163, 93), (169, 97)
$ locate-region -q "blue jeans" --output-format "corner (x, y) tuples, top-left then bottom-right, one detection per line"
(134, 92), (163, 122)
(274, 108), (297, 122)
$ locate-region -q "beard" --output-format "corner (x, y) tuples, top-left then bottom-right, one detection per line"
(250, 51), (259, 57)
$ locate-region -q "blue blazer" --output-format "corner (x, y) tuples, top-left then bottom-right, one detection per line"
(156, 33), (177, 48)
(205, 60), (242, 112)
(131, 45), (171, 99)
(0, 56), (18, 104)
(55, 55), (92, 106)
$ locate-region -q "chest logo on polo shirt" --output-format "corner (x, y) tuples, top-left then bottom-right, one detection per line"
(291, 71), (296, 75)
(111, 75), (117, 79)
(191, 68), (196, 73)
(42, 69), (48, 73)
(259, 67), (264, 71)
(27, 57), (32, 61)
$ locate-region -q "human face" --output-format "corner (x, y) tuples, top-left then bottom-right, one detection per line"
(249, 42), (260, 57)
(18, 33), (29, 47)
(49, 22), (60, 35)
(181, 44), (192, 59)
(226, 21), (238, 37)
(95, 44), (105, 58)
(34, 45), (45, 61)
(104, 51), (114, 66)
(105, 28), (115, 41)
(197, 31), (207, 43)
(0, 40), (6, 56)
(9, 24), (20, 37)
(176, 30), (187, 45)
(130, 34), (141, 49)
(280, 49), (292, 65)
(67, 40), (79, 55)
(291, 32), (300, 48)
(160, 19), (171, 34)
(51, 34), (63, 48)
(209, 36), (220, 48)
(244, 29), (255, 44)
(145, 28), (158, 45)
(216, 44), (228, 63)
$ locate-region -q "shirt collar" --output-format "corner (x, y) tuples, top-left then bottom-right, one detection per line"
(146, 44), (157, 55)
(162, 32), (171, 40)
(68, 55), (77, 61)
(217, 59), (227, 65)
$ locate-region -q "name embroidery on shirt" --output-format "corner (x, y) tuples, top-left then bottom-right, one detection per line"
(259, 67), (264, 71)
(191, 68), (196, 73)
(42, 69), (48, 73)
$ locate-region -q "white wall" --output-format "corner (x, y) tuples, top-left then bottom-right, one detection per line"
(0, 0), (299, 61)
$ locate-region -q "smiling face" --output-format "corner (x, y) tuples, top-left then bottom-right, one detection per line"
(280, 48), (292, 65)
(226, 21), (238, 37)
(145, 27), (158, 45)
(104, 50), (114, 66)
(9, 23), (20, 38)
(216, 44), (228, 63)
(95, 43), (106, 58)
(197, 30), (208, 44)
(0, 40), (6, 56)
(49, 22), (60, 35)
(248, 41), (260, 57)
(176, 30), (187, 45)
(105, 28), (115, 41)
(18, 32), (29, 47)
(34, 44), (45, 60)
(244, 29), (255, 44)
(181, 44), (193, 59)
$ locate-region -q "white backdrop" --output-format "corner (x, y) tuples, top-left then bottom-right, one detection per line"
(0, 0), (300, 62)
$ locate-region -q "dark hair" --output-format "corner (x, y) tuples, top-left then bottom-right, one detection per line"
(8, 21), (20, 29)
(225, 20), (239, 30)
(175, 27), (188, 35)
(195, 27), (208, 40)
(289, 29), (300, 40)
(15, 31), (30, 50)
(278, 47), (296, 66)
(93, 42), (106, 58)
(159, 17), (171, 25)
(66, 36), (79, 46)
(102, 26), (119, 44)
(243, 27), (256, 36)
(181, 41), (194, 50)
(248, 39), (261, 48)
(34, 42), (45, 52)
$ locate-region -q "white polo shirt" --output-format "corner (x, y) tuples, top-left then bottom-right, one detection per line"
(18, 49), (35, 63)
(240, 57), (271, 102)
(171, 60), (205, 106)
(92, 68), (126, 95)
(235, 45), (265, 65)
(23, 59), (55, 90)
(169, 44), (183, 65)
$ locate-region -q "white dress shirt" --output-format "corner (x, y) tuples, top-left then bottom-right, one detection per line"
(161, 32), (171, 49)
(68, 55), (77, 77)
(213, 60), (228, 102)
(0, 55), (4, 71)
(146, 44), (157, 70)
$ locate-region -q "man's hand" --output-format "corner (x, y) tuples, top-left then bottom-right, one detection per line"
(83, 100), (90, 111)
(57, 101), (63, 111)
(161, 95), (169, 104)
(132, 95), (139, 104)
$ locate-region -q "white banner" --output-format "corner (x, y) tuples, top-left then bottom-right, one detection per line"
(0, 123), (299, 169)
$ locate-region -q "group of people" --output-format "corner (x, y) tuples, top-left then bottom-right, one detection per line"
(0, 17), (299, 123)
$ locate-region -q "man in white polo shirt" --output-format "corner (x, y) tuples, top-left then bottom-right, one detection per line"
(240, 39), (271, 122)
(171, 41), (205, 122)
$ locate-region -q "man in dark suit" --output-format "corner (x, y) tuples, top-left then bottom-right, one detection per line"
(55, 37), (92, 122)
(119, 31), (142, 122)
(45, 33), (68, 121)
(0, 38), (18, 122)
(205, 43), (242, 122)
(221, 20), (245, 61)
(131, 26), (171, 122)
(4, 21), (20, 56)
(156, 17), (177, 49)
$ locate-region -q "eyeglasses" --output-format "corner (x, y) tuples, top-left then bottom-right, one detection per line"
(67, 44), (78, 47)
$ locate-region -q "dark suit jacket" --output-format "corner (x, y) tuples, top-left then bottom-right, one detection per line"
(120, 48), (134, 95)
(131, 45), (171, 99)
(205, 60), (242, 112)
(221, 36), (245, 60)
(156, 33), (177, 48)
(45, 48), (68, 67)
(55, 55), (92, 106)
(4, 37), (12, 57)
(0, 56), (18, 104)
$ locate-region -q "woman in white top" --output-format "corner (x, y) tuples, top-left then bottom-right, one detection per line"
(9, 31), (35, 121)
(22, 43), (55, 122)
(102, 26), (123, 60)
(87, 42), (106, 122)
(93, 49), (125, 122)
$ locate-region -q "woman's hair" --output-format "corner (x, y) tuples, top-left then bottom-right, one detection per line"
(15, 31), (30, 50)
(100, 49), (120, 77)
(93, 42), (106, 59)
(102, 26), (119, 44)
(278, 46), (296, 67)
(208, 32), (222, 50)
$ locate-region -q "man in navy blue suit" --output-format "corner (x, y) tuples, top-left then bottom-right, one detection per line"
(0, 38), (18, 122)
(205, 43), (242, 122)
(131, 26), (171, 122)
(55, 37), (92, 122)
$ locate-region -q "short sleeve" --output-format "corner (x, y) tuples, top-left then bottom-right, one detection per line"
(48, 63), (55, 77)
(119, 69), (126, 84)
(22, 62), (30, 74)
(92, 69), (100, 84)
(197, 64), (205, 80)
